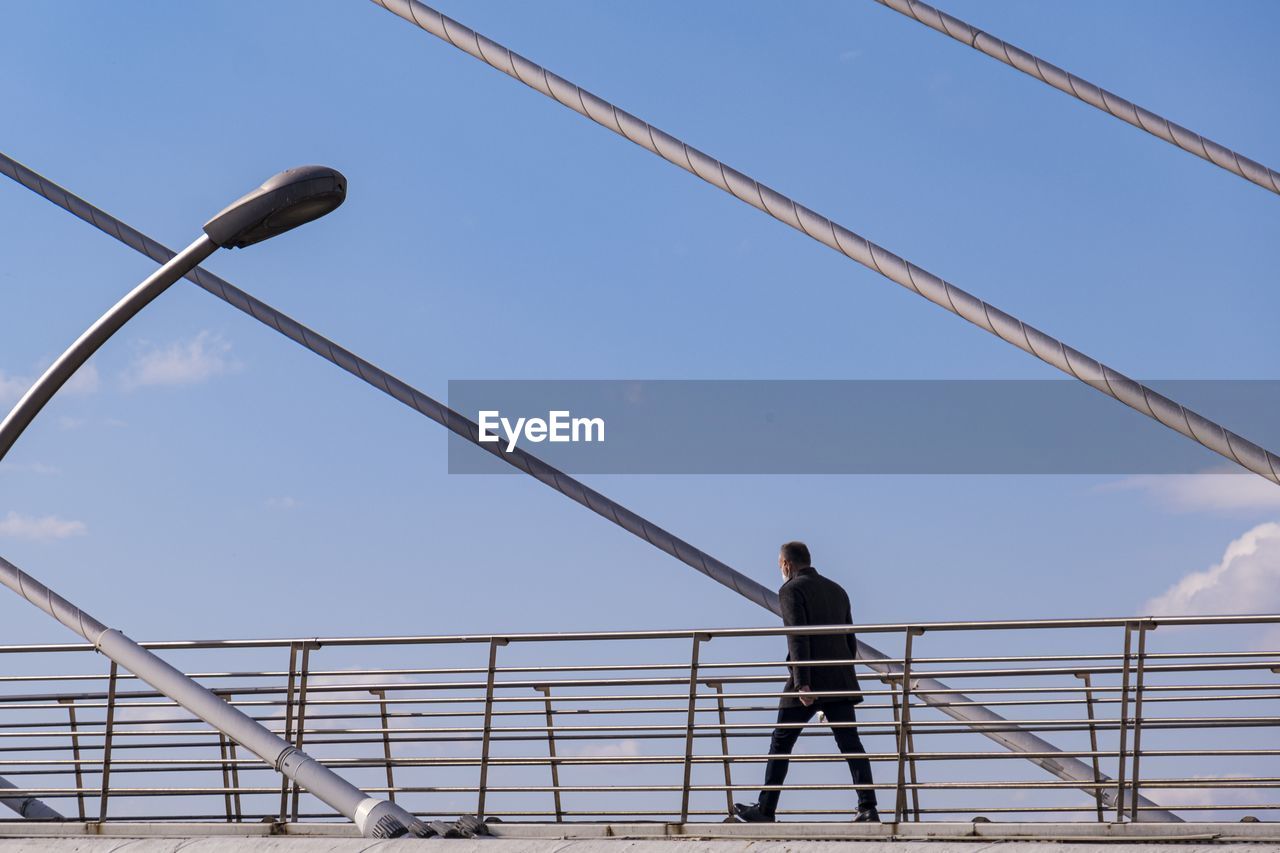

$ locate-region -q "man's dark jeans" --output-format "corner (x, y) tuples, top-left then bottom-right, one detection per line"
(759, 699), (877, 814)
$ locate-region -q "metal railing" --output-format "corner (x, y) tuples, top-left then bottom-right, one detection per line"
(0, 615), (1276, 824)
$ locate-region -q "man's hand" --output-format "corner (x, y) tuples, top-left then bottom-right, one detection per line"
(798, 685), (816, 707)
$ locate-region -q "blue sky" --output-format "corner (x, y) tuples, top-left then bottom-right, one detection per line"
(1, 0), (1279, 647)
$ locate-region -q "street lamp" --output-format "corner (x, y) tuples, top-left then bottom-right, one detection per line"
(0, 165), (346, 463)
(0, 167), (430, 837)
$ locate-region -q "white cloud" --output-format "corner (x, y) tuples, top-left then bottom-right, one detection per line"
(121, 331), (241, 390)
(0, 362), (100, 406)
(0, 370), (28, 406)
(1144, 522), (1280, 616)
(116, 701), (187, 724)
(300, 672), (426, 732)
(838, 49), (863, 63)
(64, 363), (100, 395)
(0, 511), (87, 541)
(1146, 777), (1274, 812)
(563, 738), (643, 759)
(1107, 469), (1280, 513)
(266, 496), (300, 510)
(0, 461), (60, 476)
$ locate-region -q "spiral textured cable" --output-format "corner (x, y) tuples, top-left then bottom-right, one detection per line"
(0, 152), (774, 616)
(0, 151), (1177, 819)
(873, 0), (1280, 196)
(370, 0), (1280, 488)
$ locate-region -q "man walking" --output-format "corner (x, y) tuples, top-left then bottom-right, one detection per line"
(734, 541), (879, 823)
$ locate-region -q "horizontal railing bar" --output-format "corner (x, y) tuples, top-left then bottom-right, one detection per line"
(0, 686), (1261, 716)
(866, 683), (1280, 697)
(4, 712), (1278, 751)
(7, 803), (1266, 820)
(912, 650), (1280, 664)
(3, 777), (1275, 797)
(902, 661), (1280, 679)
(0, 680), (904, 704)
(7, 690), (1269, 725)
(0, 613), (1276, 656)
(8, 671), (1280, 705)
(4, 646), (1274, 685)
(2, 696), (904, 726)
(907, 804), (1280, 814)
(259, 716), (1237, 740)
(0, 753), (909, 773)
(8, 673), (1276, 708)
(8, 722), (1280, 765)
(8, 743), (1280, 775)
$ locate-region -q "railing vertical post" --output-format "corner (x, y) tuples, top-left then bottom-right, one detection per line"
(890, 686), (922, 821)
(889, 689), (903, 817)
(1114, 622), (1134, 822)
(679, 633), (706, 823)
(215, 693), (243, 823)
(1075, 673), (1104, 822)
(277, 642), (300, 823)
(907, 712), (920, 821)
(219, 731), (234, 822)
(215, 691), (237, 823)
(223, 694), (243, 824)
(708, 680), (734, 818)
(371, 689), (397, 803)
(290, 642), (316, 821)
(894, 628), (922, 825)
(228, 745), (243, 821)
(477, 637), (507, 818)
(97, 661), (117, 823)
(535, 685), (562, 822)
(1129, 623), (1152, 823)
(58, 698), (86, 821)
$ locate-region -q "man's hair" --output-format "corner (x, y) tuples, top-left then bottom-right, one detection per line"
(780, 541), (811, 567)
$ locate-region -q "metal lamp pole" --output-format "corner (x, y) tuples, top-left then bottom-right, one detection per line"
(0, 168), (428, 838)
(0, 165), (345, 463)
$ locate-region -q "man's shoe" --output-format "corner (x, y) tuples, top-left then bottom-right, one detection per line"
(732, 802), (776, 823)
(853, 807), (881, 823)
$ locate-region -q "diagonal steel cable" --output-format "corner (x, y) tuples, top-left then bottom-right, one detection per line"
(1, 151), (1177, 820)
(0, 151), (774, 616)
(369, 0), (1280, 489)
(872, 0), (1280, 196)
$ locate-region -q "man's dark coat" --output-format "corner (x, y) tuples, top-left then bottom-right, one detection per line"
(779, 566), (863, 707)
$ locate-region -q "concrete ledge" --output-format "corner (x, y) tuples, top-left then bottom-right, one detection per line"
(0, 821), (1276, 848)
(0, 839), (1277, 853)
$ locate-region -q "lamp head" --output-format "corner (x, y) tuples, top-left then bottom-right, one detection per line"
(203, 166), (346, 249)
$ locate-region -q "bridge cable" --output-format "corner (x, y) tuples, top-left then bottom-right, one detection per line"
(369, 0), (1280, 488)
(1, 151), (1177, 820)
(872, 0), (1280, 196)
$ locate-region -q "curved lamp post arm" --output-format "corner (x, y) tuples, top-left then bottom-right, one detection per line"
(0, 166), (427, 837)
(0, 234), (216, 464)
(0, 230), (210, 823)
(0, 164), (347, 465)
